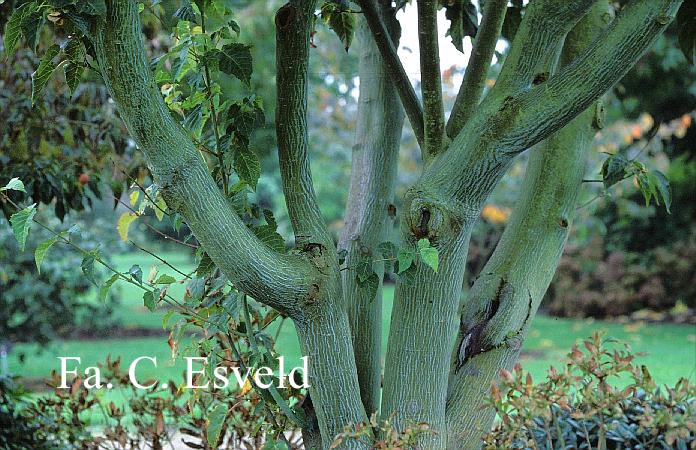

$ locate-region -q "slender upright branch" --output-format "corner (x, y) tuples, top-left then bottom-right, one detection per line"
(416, 0), (445, 160)
(359, 0), (424, 149)
(91, 0), (317, 318)
(446, 0), (507, 139)
(275, 0), (332, 247)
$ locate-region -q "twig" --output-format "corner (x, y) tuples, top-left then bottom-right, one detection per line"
(123, 171), (170, 219)
(199, 3), (228, 196)
(113, 195), (199, 250)
(128, 240), (191, 279)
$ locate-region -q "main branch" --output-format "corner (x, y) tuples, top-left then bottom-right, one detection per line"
(445, 6), (609, 446)
(500, 0), (683, 154)
(91, 0), (316, 319)
(492, 0), (599, 95)
(426, 0), (682, 205)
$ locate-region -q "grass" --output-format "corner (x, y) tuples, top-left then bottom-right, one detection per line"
(8, 251), (696, 390)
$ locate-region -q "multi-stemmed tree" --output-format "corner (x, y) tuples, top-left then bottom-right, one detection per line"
(3, 0), (688, 448)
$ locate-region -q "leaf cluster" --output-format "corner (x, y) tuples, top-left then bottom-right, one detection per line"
(484, 331), (695, 449)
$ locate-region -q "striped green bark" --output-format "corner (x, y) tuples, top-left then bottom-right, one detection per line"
(87, 0), (683, 448)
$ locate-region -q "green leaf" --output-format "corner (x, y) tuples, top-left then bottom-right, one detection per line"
(154, 194), (167, 221)
(128, 265), (143, 284)
(636, 172), (656, 207)
(117, 212), (139, 241)
(174, 3), (196, 22)
(143, 290), (159, 312)
(34, 236), (58, 273)
(10, 203), (37, 251)
(441, 0), (478, 53)
(2, 177), (26, 193)
(183, 103), (204, 134)
(21, 9), (44, 51)
(600, 154), (629, 189)
(417, 238), (431, 251)
(263, 209), (277, 229)
(362, 272), (380, 300)
(651, 170), (671, 213)
(356, 257), (374, 283)
(253, 225), (285, 253)
(99, 273), (120, 303)
(234, 146), (261, 190)
(64, 38), (86, 95)
(262, 440), (289, 450)
(218, 43), (253, 85)
(155, 274), (177, 285)
(677, 1), (696, 65)
(31, 44), (60, 105)
(320, 2), (356, 52)
(81, 251), (98, 284)
(378, 241), (397, 259)
(76, 0), (107, 16)
(206, 403), (229, 446)
(420, 247), (439, 273)
(3, 2), (36, 56)
(162, 310), (175, 329)
(195, 252), (216, 277)
(397, 248), (415, 274)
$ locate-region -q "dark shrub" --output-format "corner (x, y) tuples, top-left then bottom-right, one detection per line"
(543, 227), (696, 321)
(0, 216), (118, 348)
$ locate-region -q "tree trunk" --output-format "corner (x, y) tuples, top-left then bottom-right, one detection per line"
(85, 0), (684, 448)
(339, 3), (404, 419)
(445, 5), (608, 447)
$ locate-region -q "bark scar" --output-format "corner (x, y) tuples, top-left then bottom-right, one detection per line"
(455, 278), (506, 372)
(455, 286), (534, 373)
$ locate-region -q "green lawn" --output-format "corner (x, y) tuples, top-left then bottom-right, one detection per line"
(9, 251), (696, 389)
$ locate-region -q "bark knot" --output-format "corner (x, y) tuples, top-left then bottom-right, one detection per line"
(532, 72), (549, 85)
(275, 4), (296, 30)
(455, 277), (513, 372)
(406, 197), (445, 241)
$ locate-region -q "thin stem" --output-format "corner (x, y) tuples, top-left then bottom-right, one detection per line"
(199, 2), (228, 196)
(240, 295), (306, 428)
(113, 195), (199, 249)
(447, 0), (507, 139)
(274, 317), (286, 342)
(128, 239), (191, 279)
(416, 0), (445, 159)
(226, 332), (299, 447)
(0, 195), (233, 332)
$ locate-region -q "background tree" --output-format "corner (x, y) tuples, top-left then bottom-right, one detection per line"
(1, 0), (690, 448)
